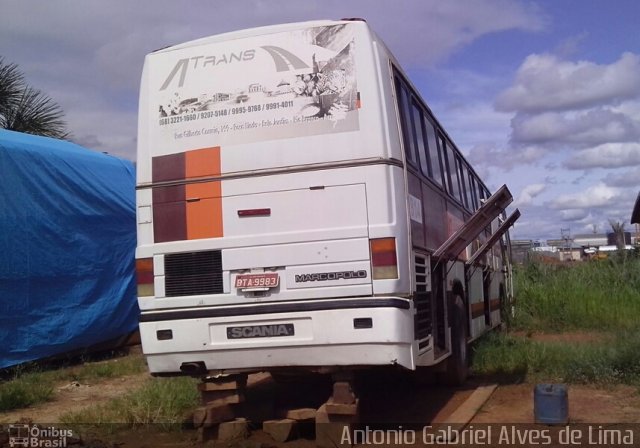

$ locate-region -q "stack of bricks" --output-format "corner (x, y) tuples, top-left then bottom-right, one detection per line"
(192, 374), (250, 442)
(316, 380), (359, 447)
(262, 407), (317, 442)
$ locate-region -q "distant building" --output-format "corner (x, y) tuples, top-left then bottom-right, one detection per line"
(573, 233), (608, 247)
(511, 239), (534, 264)
(511, 240), (558, 263)
(557, 245), (582, 262)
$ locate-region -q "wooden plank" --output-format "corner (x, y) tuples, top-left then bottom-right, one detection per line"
(263, 419), (298, 442)
(440, 384), (498, 425)
(198, 377), (247, 392)
(325, 398), (359, 416)
(201, 390), (245, 407)
(218, 418), (249, 441)
(285, 407), (317, 421)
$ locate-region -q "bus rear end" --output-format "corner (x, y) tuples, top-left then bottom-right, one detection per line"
(136, 20), (414, 376)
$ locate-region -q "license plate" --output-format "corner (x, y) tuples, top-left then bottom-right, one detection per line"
(227, 323), (295, 339)
(234, 273), (279, 289)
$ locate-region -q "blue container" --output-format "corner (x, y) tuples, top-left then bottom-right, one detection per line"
(534, 384), (569, 424)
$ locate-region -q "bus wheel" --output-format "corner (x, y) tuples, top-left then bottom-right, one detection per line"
(439, 295), (468, 386)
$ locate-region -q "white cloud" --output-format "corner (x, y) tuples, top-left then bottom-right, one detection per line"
(602, 167), (640, 188)
(510, 108), (640, 147)
(550, 183), (622, 210)
(514, 183), (546, 206)
(496, 52), (640, 113)
(560, 209), (589, 221)
(564, 143), (640, 169)
(467, 143), (547, 171)
(0, 0), (547, 160)
(355, 0), (547, 69)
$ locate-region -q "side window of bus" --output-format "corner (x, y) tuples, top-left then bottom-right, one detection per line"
(472, 175), (482, 209)
(454, 156), (465, 206)
(425, 116), (443, 187)
(442, 136), (461, 202)
(461, 163), (473, 210)
(469, 175), (479, 210)
(411, 102), (430, 177)
(394, 77), (417, 167)
(438, 133), (452, 194)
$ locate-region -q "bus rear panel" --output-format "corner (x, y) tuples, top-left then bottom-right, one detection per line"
(136, 19), (516, 377)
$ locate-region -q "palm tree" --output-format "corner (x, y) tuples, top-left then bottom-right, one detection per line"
(609, 220), (626, 251)
(0, 57), (69, 139)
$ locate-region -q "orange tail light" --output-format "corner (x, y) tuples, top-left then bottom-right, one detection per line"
(136, 258), (155, 297)
(370, 238), (398, 280)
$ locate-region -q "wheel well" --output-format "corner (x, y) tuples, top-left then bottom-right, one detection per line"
(450, 279), (468, 334)
(451, 279), (465, 303)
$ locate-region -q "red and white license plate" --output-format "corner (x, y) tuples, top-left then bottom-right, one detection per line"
(235, 273), (279, 289)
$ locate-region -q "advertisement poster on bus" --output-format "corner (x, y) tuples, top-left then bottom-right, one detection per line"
(151, 24), (360, 152)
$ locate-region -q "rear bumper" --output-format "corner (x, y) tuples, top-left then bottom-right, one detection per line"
(139, 297), (415, 373)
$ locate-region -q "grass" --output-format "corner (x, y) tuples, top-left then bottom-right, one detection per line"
(513, 254), (640, 332)
(60, 377), (200, 430)
(0, 373), (55, 412)
(0, 352), (146, 412)
(471, 253), (640, 385)
(472, 331), (640, 385)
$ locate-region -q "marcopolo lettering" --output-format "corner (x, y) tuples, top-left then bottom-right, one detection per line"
(227, 324), (295, 339)
(295, 270), (368, 283)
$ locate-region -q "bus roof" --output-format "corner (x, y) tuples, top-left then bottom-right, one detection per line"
(153, 19), (365, 54)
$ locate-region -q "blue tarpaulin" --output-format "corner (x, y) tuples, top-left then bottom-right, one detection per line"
(0, 130), (138, 369)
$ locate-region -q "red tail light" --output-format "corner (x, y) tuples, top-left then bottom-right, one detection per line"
(370, 238), (398, 279)
(136, 258), (155, 297)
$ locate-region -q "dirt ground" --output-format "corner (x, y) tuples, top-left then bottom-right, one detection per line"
(2, 349), (640, 447)
(0, 372), (149, 424)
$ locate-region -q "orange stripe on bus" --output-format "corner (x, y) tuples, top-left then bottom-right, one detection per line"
(186, 198), (223, 239)
(185, 147), (220, 178)
(185, 147), (223, 239)
(186, 180), (221, 199)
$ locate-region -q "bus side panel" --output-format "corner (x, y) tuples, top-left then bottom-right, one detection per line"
(422, 184), (447, 252)
(407, 172), (425, 249)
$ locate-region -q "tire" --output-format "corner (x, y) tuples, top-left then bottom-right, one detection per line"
(439, 295), (468, 386)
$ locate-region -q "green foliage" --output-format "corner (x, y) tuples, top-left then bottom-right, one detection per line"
(472, 256), (640, 385)
(0, 354), (146, 412)
(513, 257), (640, 332)
(60, 377), (200, 429)
(473, 331), (640, 385)
(0, 372), (54, 411)
(0, 57), (69, 139)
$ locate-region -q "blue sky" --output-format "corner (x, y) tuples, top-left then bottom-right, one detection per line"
(1, 0), (639, 241)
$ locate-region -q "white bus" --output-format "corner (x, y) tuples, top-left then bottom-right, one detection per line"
(136, 19), (519, 385)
